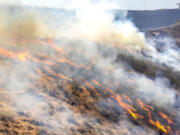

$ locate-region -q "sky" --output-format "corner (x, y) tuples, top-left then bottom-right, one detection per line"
(0, 0), (179, 10)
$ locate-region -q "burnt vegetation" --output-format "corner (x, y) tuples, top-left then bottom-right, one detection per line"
(0, 6), (179, 135)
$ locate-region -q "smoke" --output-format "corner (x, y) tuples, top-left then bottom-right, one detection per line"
(135, 76), (175, 106)
(58, 6), (146, 49)
(0, 1), (146, 49)
(0, 6), (55, 47)
(0, 1), (179, 134)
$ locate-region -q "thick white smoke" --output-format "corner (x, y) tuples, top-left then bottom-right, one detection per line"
(56, 5), (146, 49)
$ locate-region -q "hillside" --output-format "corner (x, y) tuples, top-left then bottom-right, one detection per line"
(117, 9), (180, 30)
(146, 20), (180, 46)
(0, 6), (179, 135)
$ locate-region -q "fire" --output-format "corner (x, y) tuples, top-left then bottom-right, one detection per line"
(137, 98), (150, 112)
(0, 38), (178, 135)
(114, 94), (136, 112)
(149, 119), (167, 134)
(93, 80), (101, 87)
(47, 38), (66, 55)
(81, 86), (90, 95)
(18, 53), (26, 61)
(0, 47), (15, 58)
(127, 109), (138, 120)
(85, 81), (100, 96)
(123, 94), (132, 103)
(42, 67), (73, 81)
(158, 112), (174, 125)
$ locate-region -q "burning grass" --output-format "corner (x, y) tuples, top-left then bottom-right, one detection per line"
(0, 6), (179, 135)
(0, 38), (179, 134)
(0, 37), (179, 134)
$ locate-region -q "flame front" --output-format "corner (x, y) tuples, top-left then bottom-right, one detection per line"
(0, 38), (179, 135)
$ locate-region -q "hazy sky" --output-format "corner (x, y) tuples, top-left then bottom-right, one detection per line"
(0, 0), (179, 10)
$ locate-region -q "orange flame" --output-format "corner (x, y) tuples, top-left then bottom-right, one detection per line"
(159, 112), (174, 125)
